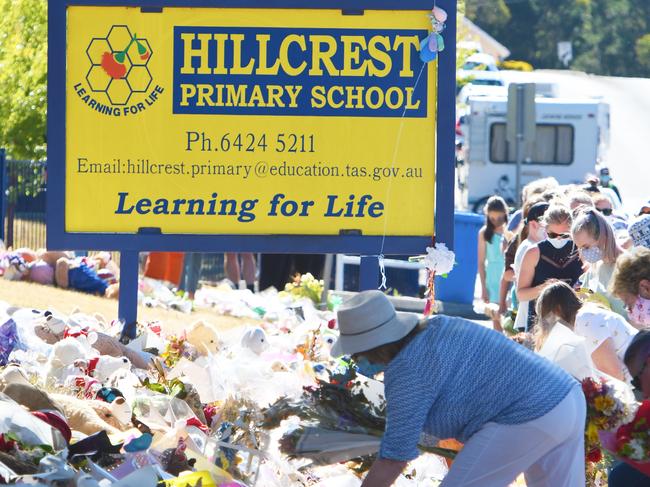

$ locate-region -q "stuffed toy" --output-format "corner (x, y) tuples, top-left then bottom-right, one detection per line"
(240, 327), (269, 355)
(184, 321), (221, 356)
(160, 438), (196, 476)
(45, 338), (89, 382)
(109, 396), (132, 425)
(34, 319), (150, 370)
(50, 393), (124, 436)
(0, 366), (63, 414)
(74, 355), (131, 382)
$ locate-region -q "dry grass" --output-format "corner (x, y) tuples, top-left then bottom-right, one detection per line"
(0, 279), (261, 335)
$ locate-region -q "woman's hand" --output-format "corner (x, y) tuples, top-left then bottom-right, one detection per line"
(362, 458), (408, 487)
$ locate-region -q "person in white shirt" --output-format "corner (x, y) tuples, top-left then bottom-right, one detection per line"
(513, 202), (550, 331)
(535, 281), (637, 382)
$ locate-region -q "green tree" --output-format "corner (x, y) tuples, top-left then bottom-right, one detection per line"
(465, 0), (650, 78)
(0, 0), (47, 160)
(636, 33), (650, 73)
(465, 0), (511, 30)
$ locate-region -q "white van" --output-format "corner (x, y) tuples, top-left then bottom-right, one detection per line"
(460, 95), (610, 212)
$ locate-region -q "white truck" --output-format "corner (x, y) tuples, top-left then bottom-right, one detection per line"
(458, 95), (610, 213)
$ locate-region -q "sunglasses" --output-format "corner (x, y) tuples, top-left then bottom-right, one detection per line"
(597, 208), (613, 216)
(632, 360), (648, 391)
(547, 232), (570, 239)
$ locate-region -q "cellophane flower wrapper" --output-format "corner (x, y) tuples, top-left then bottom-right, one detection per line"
(582, 376), (637, 468)
(261, 366), (458, 469)
(599, 400), (650, 476)
(0, 318), (20, 366)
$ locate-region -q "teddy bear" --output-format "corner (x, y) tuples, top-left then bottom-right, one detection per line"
(240, 327), (269, 355)
(45, 338), (89, 383)
(34, 316), (150, 370)
(184, 321), (221, 356)
(50, 393), (124, 436)
(46, 335), (132, 385)
(74, 355), (131, 382)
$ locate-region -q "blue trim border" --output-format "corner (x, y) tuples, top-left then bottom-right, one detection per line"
(47, 0), (456, 255)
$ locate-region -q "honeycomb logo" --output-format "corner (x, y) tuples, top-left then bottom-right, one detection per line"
(86, 25), (153, 106)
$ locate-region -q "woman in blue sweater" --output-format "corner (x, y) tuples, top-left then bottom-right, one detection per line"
(331, 291), (585, 487)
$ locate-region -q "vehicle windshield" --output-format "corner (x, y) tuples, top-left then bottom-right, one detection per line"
(469, 79), (503, 86)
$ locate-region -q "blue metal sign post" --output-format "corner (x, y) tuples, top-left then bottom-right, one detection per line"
(48, 0), (456, 335)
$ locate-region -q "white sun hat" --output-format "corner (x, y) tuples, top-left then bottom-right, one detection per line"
(330, 290), (419, 357)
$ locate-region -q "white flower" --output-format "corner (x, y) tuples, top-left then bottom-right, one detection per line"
(423, 243), (456, 275)
(629, 439), (646, 461)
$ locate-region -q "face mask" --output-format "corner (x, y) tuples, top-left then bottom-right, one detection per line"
(355, 357), (386, 378)
(601, 176), (611, 185)
(581, 246), (603, 264)
(548, 238), (570, 249)
(629, 296), (650, 326)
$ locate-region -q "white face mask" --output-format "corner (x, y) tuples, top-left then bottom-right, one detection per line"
(580, 246), (603, 264)
(548, 237), (570, 249)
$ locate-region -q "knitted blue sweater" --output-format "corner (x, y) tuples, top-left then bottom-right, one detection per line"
(379, 315), (576, 461)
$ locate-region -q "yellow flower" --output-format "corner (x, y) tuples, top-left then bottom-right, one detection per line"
(587, 423), (599, 443)
(594, 396), (615, 413)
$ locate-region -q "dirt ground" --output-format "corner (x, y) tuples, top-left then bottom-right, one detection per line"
(0, 279), (261, 334)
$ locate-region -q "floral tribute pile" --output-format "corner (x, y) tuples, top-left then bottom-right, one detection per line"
(260, 361), (457, 471)
(0, 277), (453, 486)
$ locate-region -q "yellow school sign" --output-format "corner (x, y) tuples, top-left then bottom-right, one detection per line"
(64, 5), (437, 237)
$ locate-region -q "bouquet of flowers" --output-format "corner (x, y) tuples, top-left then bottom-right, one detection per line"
(599, 400), (650, 476)
(281, 273), (324, 305)
(260, 364), (458, 471)
(582, 377), (635, 463)
(409, 243), (456, 316)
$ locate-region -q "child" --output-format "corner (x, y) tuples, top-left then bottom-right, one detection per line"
(478, 196), (510, 304)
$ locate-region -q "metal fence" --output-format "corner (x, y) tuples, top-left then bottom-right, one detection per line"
(0, 155), (47, 250)
(0, 151), (227, 283)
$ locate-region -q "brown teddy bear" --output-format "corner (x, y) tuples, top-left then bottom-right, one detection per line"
(50, 393), (125, 436)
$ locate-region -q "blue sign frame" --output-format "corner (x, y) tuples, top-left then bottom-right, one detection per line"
(47, 0), (456, 255)
(48, 0), (456, 334)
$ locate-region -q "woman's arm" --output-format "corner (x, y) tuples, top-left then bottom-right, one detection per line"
(591, 338), (626, 381)
(362, 458), (408, 487)
(477, 227), (488, 302)
(498, 271), (513, 317)
(517, 246), (544, 302)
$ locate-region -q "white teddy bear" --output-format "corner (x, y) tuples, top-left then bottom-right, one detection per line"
(241, 327), (269, 355)
(46, 336), (131, 384)
(45, 338), (88, 383)
(76, 355), (132, 382)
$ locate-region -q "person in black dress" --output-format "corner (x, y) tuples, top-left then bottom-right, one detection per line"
(517, 204), (584, 330)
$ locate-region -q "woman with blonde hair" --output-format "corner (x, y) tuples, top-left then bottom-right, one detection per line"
(611, 247), (650, 328)
(517, 205), (584, 330)
(571, 207), (627, 317)
(535, 281), (637, 382)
